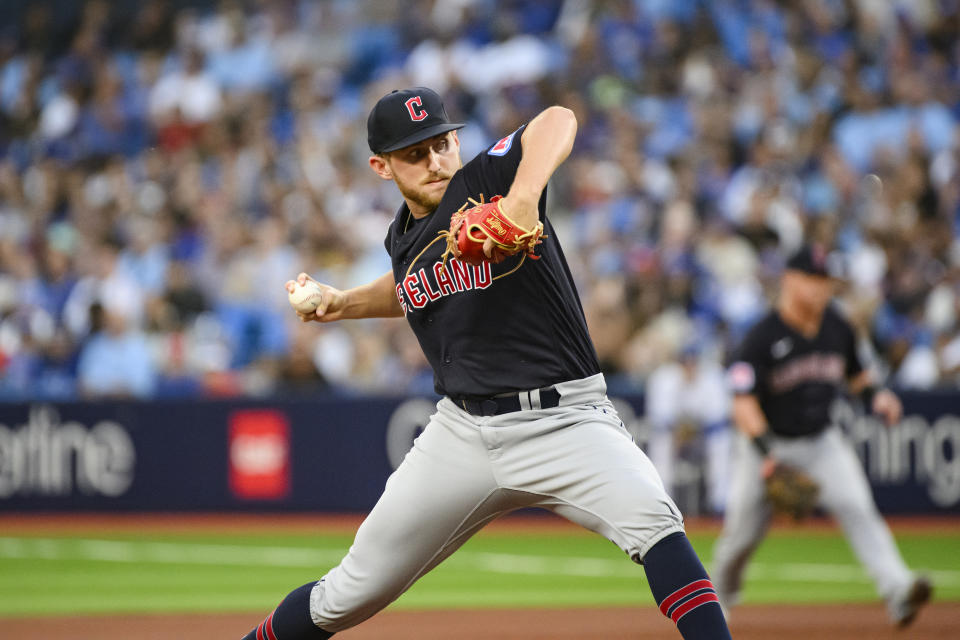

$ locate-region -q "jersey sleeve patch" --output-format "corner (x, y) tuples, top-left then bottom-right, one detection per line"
(727, 361), (756, 393)
(488, 130), (518, 156)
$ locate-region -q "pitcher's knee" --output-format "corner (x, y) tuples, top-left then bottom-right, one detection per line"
(309, 570), (404, 632)
(623, 513), (686, 564)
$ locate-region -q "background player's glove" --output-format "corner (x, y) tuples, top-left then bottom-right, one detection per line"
(443, 195), (544, 266)
(764, 463), (820, 521)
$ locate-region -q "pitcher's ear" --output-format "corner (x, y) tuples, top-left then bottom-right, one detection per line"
(369, 154), (392, 180)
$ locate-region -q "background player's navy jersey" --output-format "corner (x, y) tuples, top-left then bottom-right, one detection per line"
(383, 125), (600, 399)
(727, 304), (863, 437)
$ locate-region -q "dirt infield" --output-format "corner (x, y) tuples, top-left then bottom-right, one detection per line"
(5, 603), (959, 639)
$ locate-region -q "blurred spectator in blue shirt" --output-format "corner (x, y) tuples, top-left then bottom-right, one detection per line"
(77, 301), (157, 399)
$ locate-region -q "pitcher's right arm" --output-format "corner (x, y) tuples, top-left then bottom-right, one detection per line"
(285, 271), (403, 322)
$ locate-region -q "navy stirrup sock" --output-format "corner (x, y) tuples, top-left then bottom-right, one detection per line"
(242, 581), (333, 640)
(643, 532), (731, 640)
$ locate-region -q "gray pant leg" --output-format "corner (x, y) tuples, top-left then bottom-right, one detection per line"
(310, 401), (512, 632)
(485, 395), (685, 562)
(802, 428), (913, 599)
(711, 433), (771, 607)
(706, 429), (732, 514)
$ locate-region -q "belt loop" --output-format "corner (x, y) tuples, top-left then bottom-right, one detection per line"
(530, 388), (542, 410)
(462, 400), (468, 412)
(518, 392), (531, 411)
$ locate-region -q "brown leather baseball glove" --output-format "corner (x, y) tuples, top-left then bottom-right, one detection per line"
(765, 463), (820, 521)
(442, 195), (544, 266)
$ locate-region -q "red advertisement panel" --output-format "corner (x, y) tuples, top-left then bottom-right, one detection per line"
(228, 410), (290, 500)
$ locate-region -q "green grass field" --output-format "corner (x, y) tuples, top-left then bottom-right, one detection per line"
(2, 525), (958, 617)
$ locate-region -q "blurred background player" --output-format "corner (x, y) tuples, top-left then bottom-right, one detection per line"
(645, 339), (731, 515)
(712, 243), (932, 628)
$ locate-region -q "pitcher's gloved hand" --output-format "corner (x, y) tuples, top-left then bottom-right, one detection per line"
(443, 195), (544, 266)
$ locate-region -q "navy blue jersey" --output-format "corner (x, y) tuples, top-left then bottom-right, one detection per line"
(727, 304), (863, 437)
(384, 126), (600, 399)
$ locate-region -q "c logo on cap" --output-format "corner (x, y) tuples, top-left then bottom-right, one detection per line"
(405, 96), (428, 121)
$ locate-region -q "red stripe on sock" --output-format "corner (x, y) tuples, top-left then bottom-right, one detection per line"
(264, 611), (278, 640)
(658, 579), (715, 617)
(256, 619), (265, 640)
(671, 592), (720, 624)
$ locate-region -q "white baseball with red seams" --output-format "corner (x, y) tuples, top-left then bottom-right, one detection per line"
(288, 281), (324, 314)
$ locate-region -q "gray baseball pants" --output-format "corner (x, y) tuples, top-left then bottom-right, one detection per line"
(712, 426), (914, 607)
(308, 374), (685, 632)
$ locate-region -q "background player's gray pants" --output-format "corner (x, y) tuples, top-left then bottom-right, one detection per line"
(309, 374), (685, 632)
(711, 427), (913, 608)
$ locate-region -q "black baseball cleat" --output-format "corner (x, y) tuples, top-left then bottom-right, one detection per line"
(889, 576), (933, 628)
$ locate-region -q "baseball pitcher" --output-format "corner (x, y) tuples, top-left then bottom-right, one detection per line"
(241, 88), (732, 639)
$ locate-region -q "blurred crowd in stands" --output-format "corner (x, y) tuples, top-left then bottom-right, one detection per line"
(0, 0), (959, 400)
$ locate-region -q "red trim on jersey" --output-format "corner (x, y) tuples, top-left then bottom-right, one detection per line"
(658, 579), (714, 617)
(670, 592), (720, 624)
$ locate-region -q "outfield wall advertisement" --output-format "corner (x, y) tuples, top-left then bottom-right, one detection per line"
(0, 392), (956, 513)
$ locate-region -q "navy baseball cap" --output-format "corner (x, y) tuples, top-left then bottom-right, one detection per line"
(367, 87), (464, 154)
(785, 243), (845, 279)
